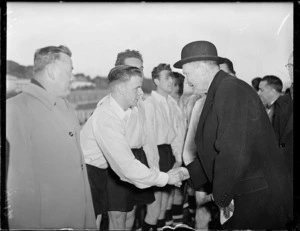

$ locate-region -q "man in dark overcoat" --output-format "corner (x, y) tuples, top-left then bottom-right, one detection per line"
(173, 40), (293, 229)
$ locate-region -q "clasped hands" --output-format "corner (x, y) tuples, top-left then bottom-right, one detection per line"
(167, 167), (190, 187)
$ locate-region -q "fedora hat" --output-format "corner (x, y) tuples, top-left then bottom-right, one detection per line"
(174, 41), (225, 69)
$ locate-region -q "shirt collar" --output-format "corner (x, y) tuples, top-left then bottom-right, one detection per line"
(31, 78), (45, 89)
(151, 90), (171, 103)
(22, 82), (59, 110)
(268, 95), (280, 108)
(109, 94), (128, 121)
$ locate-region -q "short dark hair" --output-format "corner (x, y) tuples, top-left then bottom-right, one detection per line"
(221, 58), (236, 75)
(261, 75), (283, 93)
(34, 45), (72, 73)
(251, 77), (262, 92)
(151, 63), (173, 83)
(172, 72), (185, 96)
(115, 49), (143, 66)
(108, 65), (143, 85)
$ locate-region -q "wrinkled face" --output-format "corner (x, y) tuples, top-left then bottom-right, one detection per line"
(182, 62), (209, 93)
(123, 75), (144, 108)
(52, 53), (74, 97)
(155, 70), (174, 94)
(258, 80), (274, 106)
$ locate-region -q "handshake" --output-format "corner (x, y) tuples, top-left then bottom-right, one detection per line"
(167, 167), (190, 187)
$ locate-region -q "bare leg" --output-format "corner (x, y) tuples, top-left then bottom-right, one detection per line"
(195, 206), (211, 230)
(172, 187), (184, 226)
(125, 206), (136, 230)
(194, 191), (212, 229)
(158, 190), (173, 220)
(108, 211), (126, 230)
(144, 191), (162, 225)
(96, 214), (102, 230)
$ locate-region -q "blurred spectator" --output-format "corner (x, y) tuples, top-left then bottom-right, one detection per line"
(219, 58), (236, 76)
(273, 52), (294, 228)
(258, 75), (283, 123)
(251, 77), (262, 92)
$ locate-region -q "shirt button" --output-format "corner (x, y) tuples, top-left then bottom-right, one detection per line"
(69, 132), (74, 137)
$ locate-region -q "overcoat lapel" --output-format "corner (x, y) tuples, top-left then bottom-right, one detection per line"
(195, 70), (228, 145)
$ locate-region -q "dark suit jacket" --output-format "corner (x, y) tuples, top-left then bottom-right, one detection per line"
(273, 94), (293, 172)
(187, 70), (292, 228)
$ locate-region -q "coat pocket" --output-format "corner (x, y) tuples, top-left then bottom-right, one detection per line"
(234, 176), (268, 196)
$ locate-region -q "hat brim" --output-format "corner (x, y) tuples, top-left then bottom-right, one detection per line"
(173, 56), (225, 69)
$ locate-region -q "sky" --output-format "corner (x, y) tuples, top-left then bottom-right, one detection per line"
(7, 2), (293, 89)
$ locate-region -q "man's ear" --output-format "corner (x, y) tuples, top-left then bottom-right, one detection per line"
(154, 78), (160, 87)
(116, 83), (125, 95)
(46, 63), (55, 80)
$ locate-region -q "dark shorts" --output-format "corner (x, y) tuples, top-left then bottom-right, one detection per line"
(155, 144), (175, 192)
(86, 164), (108, 216)
(107, 148), (155, 212)
(158, 144), (175, 172)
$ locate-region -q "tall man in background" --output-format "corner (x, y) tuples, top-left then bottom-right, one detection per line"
(272, 52), (294, 226)
(258, 75), (283, 123)
(6, 45), (96, 229)
(174, 40), (293, 229)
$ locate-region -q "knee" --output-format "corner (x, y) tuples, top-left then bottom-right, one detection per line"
(109, 211), (126, 224)
(195, 207), (211, 229)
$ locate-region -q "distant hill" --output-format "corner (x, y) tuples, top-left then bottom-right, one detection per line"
(7, 60), (34, 79)
(6, 60), (155, 93)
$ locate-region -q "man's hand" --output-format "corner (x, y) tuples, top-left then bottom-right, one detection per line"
(223, 201), (234, 219)
(167, 168), (182, 187)
(178, 167), (190, 181)
(167, 167), (190, 187)
(216, 199), (235, 224)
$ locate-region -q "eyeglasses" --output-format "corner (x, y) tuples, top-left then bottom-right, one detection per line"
(285, 63), (293, 68)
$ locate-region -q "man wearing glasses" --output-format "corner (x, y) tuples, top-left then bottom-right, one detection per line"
(272, 53), (293, 174)
(273, 51), (294, 228)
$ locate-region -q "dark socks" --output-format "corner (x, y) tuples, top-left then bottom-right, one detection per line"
(142, 221), (157, 231)
(165, 209), (173, 226)
(172, 204), (183, 226)
(156, 219), (165, 228)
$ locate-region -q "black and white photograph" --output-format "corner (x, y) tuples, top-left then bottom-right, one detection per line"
(3, 2), (296, 230)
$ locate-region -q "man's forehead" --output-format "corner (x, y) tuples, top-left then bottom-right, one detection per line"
(182, 62), (195, 71)
(124, 57), (143, 68)
(260, 81), (272, 89)
(159, 69), (172, 76)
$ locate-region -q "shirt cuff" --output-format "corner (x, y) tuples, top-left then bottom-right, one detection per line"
(156, 172), (169, 187)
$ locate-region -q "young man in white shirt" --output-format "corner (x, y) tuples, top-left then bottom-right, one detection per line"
(80, 65), (189, 230)
(143, 64), (186, 230)
(108, 49), (159, 230)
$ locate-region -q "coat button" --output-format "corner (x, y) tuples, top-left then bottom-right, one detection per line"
(280, 144), (285, 148)
(69, 132), (74, 137)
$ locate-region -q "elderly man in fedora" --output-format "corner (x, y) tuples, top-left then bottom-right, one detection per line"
(173, 41), (293, 229)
